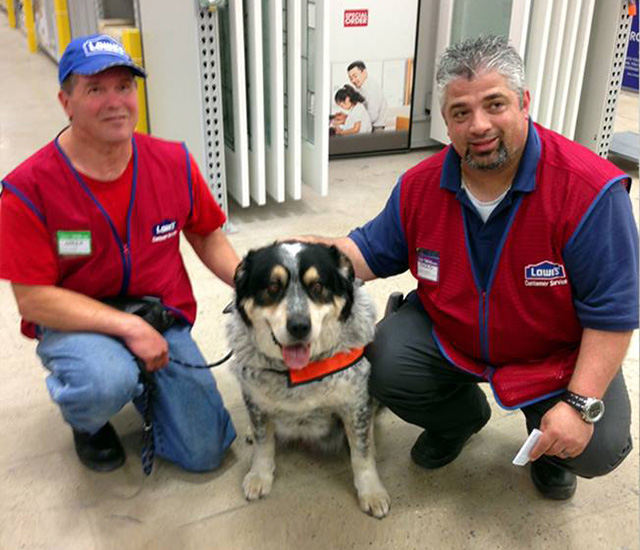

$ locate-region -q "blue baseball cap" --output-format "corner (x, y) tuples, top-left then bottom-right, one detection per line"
(58, 34), (146, 85)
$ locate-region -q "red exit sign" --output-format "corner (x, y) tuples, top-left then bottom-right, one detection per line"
(344, 9), (368, 27)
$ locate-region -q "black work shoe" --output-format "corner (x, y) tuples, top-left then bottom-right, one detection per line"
(384, 292), (404, 317)
(410, 410), (491, 469)
(72, 422), (125, 472)
(530, 458), (577, 500)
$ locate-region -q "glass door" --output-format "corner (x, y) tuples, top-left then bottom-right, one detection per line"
(327, 0), (421, 157)
(301, 0), (330, 196)
(219, 1), (251, 206)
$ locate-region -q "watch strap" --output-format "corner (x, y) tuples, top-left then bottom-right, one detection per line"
(561, 390), (605, 423)
(561, 390), (588, 411)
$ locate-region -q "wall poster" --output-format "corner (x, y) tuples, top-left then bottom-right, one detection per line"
(328, 1), (421, 156)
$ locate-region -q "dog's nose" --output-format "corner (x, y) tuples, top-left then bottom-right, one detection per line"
(287, 315), (311, 340)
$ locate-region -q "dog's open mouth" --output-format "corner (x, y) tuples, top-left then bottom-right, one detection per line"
(269, 326), (312, 369)
(281, 343), (311, 370)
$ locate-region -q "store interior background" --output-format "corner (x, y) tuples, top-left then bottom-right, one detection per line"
(0, 1), (638, 549)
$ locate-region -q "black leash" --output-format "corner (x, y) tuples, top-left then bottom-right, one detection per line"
(136, 363), (156, 476)
(164, 300), (234, 369)
(170, 349), (233, 369)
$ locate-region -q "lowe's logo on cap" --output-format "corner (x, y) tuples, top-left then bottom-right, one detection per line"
(82, 36), (127, 58)
(58, 33), (146, 84)
(152, 220), (178, 243)
(524, 261), (568, 287)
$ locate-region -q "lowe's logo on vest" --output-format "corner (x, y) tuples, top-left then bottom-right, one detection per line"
(83, 36), (127, 58)
(524, 261), (568, 287)
(152, 220), (178, 243)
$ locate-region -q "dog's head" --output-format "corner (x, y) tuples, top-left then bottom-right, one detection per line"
(233, 241), (356, 369)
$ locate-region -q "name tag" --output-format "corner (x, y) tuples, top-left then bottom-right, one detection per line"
(417, 248), (439, 282)
(57, 230), (92, 256)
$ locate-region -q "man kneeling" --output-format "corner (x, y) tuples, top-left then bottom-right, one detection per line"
(302, 35), (637, 500)
(0, 35), (237, 473)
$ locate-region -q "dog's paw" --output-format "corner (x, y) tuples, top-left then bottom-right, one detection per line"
(243, 471), (274, 501)
(358, 487), (391, 519)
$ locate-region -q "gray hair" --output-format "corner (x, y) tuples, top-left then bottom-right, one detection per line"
(60, 74), (78, 95)
(436, 35), (526, 110)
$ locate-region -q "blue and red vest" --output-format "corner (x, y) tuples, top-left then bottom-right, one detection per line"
(4, 133), (197, 338)
(400, 124), (629, 408)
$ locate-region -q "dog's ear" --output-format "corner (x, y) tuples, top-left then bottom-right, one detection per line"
(233, 253), (253, 325)
(328, 246), (355, 321)
(233, 257), (248, 292)
(328, 245), (355, 282)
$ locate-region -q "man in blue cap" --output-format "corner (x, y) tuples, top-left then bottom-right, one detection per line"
(0, 35), (238, 473)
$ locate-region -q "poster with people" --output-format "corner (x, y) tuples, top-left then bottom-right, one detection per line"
(329, 1), (420, 156)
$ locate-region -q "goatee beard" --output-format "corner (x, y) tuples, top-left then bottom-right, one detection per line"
(464, 140), (509, 170)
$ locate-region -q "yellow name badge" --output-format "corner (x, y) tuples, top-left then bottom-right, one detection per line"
(56, 230), (92, 256)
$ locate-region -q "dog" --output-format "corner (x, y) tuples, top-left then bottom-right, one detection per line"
(227, 241), (390, 518)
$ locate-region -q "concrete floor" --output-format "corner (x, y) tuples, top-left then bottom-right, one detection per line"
(1, 15), (638, 550)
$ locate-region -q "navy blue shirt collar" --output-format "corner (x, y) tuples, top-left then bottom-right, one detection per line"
(440, 118), (541, 194)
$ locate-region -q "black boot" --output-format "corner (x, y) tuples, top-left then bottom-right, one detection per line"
(530, 458), (577, 500)
(72, 422), (125, 472)
(411, 408), (491, 469)
(384, 292), (404, 317)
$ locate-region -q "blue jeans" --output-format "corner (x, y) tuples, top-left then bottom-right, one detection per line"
(36, 324), (236, 472)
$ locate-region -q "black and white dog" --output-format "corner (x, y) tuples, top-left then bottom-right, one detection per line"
(227, 241), (390, 518)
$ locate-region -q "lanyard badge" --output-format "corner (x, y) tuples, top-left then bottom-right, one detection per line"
(417, 248), (439, 283)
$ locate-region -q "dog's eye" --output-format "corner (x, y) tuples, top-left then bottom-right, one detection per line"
(267, 281), (281, 295)
(309, 281), (324, 297)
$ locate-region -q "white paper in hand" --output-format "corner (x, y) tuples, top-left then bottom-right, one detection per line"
(512, 428), (543, 466)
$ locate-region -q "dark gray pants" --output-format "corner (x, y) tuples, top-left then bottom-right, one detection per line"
(366, 296), (633, 478)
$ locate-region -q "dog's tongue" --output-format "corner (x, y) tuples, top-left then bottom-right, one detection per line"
(282, 343), (311, 370)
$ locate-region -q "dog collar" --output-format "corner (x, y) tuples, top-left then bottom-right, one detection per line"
(288, 347), (365, 386)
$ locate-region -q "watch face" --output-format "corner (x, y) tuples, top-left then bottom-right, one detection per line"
(585, 399), (605, 422)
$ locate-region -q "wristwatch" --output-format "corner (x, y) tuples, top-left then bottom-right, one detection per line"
(561, 390), (605, 423)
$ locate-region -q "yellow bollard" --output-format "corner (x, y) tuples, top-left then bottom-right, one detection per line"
(121, 28), (149, 134)
(53, 0), (71, 56)
(22, 0), (38, 53)
(7, 0), (16, 29)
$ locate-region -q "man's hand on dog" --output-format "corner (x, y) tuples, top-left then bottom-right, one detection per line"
(123, 316), (169, 371)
